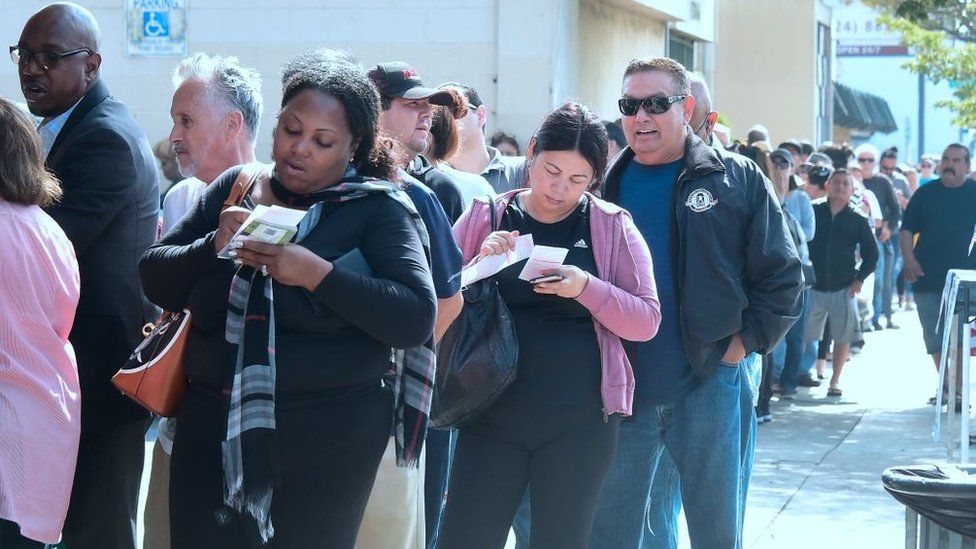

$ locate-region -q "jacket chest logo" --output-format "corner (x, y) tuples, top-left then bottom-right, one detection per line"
(685, 188), (718, 213)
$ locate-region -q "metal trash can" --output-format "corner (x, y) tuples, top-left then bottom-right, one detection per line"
(883, 464), (976, 548)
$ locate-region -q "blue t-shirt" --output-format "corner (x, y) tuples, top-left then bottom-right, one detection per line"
(402, 172), (463, 298)
(618, 158), (699, 404)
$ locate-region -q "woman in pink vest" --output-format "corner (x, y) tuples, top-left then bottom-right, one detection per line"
(0, 98), (81, 548)
(439, 101), (661, 549)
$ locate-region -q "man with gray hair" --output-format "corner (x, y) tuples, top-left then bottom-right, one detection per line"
(144, 52), (263, 549)
(160, 52), (263, 232)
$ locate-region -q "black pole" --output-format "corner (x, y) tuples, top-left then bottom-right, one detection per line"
(918, 72), (926, 157)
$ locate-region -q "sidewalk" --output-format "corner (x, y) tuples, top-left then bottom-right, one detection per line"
(735, 305), (949, 549)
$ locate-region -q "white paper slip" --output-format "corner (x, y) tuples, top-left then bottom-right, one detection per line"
(460, 234), (534, 286)
(518, 245), (569, 281)
(217, 204), (308, 259)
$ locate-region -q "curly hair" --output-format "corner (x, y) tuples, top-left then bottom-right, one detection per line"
(281, 51), (396, 181)
(0, 98), (62, 206)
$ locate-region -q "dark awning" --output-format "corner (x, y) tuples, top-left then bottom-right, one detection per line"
(834, 82), (898, 134)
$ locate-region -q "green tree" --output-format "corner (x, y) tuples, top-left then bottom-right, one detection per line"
(861, 0), (976, 127)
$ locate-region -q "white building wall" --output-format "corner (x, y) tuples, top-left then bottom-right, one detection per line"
(0, 0), (520, 164)
(576, 0), (668, 122)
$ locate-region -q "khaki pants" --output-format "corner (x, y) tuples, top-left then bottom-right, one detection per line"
(356, 437), (425, 549)
(143, 440), (170, 549)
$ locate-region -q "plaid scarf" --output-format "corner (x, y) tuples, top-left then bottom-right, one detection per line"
(222, 167), (436, 543)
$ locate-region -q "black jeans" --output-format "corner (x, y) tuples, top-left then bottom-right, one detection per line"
(62, 418), (149, 549)
(170, 381), (391, 549)
(0, 520), (42, 549)
(438, 406), (619, 549)
(757, 353), (774, 414)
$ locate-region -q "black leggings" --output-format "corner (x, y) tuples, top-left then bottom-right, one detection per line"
(169, 381), (392, 549)
(437, 406), (619, 549)
(0, 520), (42, 549)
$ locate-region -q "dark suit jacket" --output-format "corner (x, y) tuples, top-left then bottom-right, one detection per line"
(45, 80), (160, 433)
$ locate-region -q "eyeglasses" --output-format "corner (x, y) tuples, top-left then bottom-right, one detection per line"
(618, 95), (687, 116)
(856, 157), (875, 164)
(9, 45), (92, 71)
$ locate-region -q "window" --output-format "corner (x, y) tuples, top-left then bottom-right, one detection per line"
(668, 33), (695, 71)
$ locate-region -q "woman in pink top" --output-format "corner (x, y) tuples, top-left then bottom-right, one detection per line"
(439, 102), (660, 549)
(0, 98), (81, 548)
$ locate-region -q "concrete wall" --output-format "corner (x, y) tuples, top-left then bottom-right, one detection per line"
(1, 0), (536, 163)
(495, 0), (579, 148)
(576, 0), (668, 122)
(714, 0), (820, 143)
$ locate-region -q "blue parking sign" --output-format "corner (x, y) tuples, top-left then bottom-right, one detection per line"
(143, 11), (169, 38)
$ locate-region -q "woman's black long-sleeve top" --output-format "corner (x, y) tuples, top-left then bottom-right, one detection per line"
(139, 167), (437, 394)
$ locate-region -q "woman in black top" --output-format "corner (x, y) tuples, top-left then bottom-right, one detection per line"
(439, 103), (660, 549)
(139, 56), (436, 548)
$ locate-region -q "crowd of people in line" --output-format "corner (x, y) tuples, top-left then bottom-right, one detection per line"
(3, 3), (976, 549)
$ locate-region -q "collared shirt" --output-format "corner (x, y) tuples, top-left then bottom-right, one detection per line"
(481, 146), (527, 194)
(38, 100), (82, 159)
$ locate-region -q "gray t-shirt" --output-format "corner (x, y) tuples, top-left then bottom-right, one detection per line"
(481, 146), (527, 194)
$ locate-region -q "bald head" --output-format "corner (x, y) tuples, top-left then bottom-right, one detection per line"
(687, 72), (716, 142)
(28, 3), (101, 52)
(17, 2), (102, 117)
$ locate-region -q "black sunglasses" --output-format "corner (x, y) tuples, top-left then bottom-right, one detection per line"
(618, 94), (687, 116)
(9, 45), (92, 71)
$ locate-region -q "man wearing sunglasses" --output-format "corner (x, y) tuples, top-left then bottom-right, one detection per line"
(592, 57), (802, 549)
(853, 143), (901, 331)
(14, 4), (159, 549)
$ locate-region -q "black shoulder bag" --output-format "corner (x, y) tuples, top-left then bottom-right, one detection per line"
(431, 197), (519, 428)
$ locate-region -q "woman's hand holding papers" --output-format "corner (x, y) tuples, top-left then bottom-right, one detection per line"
(233, 240), (333, 291)
(478, 230), (521, 261)
(214, 206), (250, 254)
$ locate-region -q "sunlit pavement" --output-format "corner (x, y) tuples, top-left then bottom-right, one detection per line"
(736, 304), (950, 549)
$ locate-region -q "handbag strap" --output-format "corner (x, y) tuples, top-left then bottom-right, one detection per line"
(488, 194), (499, 233)
(222, 162), (269, 212)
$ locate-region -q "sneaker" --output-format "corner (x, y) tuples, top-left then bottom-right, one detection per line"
(871, 319), (884, 331)
(827, 387), (843, 397)
(886, 318), (900, 330)
(756, 404), (771, 423)
(798, 374), (821, 387)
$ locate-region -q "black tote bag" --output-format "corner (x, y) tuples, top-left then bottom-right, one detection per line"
(431, 198), (518, 428)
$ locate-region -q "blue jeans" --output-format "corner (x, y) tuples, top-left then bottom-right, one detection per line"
(512, 450), (682, 549)
(589, 354), (761, 549)
(772, 341), (786, 379)
(872, 239), (894, 322)
(425, 428), (457, 548)
(778, 289), (809, 392)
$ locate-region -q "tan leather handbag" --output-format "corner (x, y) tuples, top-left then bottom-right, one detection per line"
(112, 310), (192, 416)
(112, 163), (268, 416)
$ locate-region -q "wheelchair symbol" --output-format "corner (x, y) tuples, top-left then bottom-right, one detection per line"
(143, 12), (169, 38)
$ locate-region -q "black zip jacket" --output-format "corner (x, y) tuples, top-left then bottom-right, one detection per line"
(599, 129), (803, 382)
(808, 198), (879, 292)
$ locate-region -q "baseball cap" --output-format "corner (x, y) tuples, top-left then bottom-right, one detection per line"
(809, 165), (833, 187)
(798, 151), (832, 173)
(770, 148), (794, 167)
(368, 62), (457, 107)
